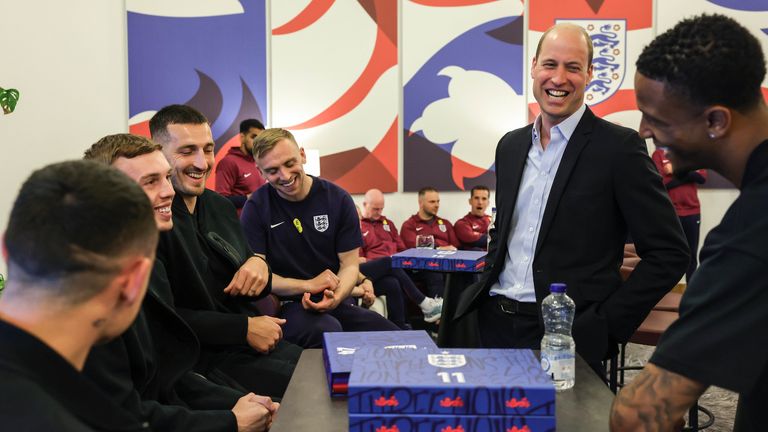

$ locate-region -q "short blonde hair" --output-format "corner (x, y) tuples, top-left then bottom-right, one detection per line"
(252, 128), (297, 159)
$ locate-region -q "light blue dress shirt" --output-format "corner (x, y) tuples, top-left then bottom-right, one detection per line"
(490, 104), (587, 302)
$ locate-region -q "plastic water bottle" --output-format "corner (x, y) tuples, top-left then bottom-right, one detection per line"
(487, 207), (496, 251)
(540, 282), (575, 391)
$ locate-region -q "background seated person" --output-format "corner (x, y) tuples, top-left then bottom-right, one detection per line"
(359, 188), (406, 260)
(399, 187), (458, 299)
(400, 187), (459, 250)
(454, 185), (492, 251)
(241, 128), (399, 348)
(652, 148), (707, 282)
(215, 118), (266, 214)
(356, 205), (442, 326)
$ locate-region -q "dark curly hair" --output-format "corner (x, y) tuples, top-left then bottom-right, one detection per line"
(636, 14), (765, 112)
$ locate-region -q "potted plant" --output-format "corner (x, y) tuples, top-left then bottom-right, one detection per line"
(0, 86), (20, 114)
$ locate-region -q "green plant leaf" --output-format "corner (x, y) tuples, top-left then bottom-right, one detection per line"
(0, 87), (20, 114)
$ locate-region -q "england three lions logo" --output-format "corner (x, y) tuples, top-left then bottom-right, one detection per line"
(428, 353), (466, 368)
(557, 19), (627, 106)
(313, 214), (329, 232)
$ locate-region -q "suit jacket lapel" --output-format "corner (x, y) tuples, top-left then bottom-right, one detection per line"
(534, 108), (596, 259)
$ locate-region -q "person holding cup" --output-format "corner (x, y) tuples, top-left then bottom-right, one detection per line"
(400, 187), (459, 250)
(400, 187), (459, 299)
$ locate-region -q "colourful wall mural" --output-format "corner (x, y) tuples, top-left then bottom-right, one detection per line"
(271, 0), (398, 193)
(403, 0), (524, 192)
(125, 0), (768, 193)
(126, 0), (267, 191)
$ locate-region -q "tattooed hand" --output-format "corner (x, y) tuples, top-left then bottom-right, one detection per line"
(610, 362), (706, 432)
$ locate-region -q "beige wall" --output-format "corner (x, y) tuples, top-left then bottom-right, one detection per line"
(0, 1), (738, 275)
(0, 0), (128, 274)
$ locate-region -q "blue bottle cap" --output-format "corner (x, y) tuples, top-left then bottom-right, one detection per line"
(549, 283), (567, 293)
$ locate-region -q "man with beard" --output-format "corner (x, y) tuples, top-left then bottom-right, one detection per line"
(611, 14), (768, 431)
(150, 105), (301, 399)
(215, 119), (266, 213)
(400, 187), (459, 250)
(84, 134), (276, 432)
(399, 187), (458, 299)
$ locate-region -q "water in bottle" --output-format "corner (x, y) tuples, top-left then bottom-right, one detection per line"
(540, 282), (576, 390)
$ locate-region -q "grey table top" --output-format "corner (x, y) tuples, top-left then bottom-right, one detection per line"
(271, 349), (613, 432)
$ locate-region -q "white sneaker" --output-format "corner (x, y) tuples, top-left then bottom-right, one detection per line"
(421, 296), (443, 323)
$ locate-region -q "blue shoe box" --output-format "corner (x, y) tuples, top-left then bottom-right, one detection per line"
(322, 331), (437, 397)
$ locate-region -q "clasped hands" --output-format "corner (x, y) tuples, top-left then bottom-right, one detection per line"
(301, 269), (340, 313)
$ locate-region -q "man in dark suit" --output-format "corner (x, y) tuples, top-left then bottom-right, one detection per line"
(454, 23), (689, 369)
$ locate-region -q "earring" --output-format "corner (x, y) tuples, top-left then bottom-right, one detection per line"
(708, 132), (715, 139)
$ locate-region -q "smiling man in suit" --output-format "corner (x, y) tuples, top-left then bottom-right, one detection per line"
(454, 23), (689, 372)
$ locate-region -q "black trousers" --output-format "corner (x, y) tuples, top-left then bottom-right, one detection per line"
(477, 295), (541, 349)
(477, 294), (608, 381)
(201, 339), (302, 400)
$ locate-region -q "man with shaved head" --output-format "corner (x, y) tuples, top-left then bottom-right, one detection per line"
(360, 188), (406, 260)
(454, 23), (688, 374)
(359, 188), (443, 324)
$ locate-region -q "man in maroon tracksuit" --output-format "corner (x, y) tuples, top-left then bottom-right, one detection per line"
(454, 185), (492, 251)
(360, 188), (406, 260)
(400, 187), (459, 250)
(400, 187), (458, 299)
(215, 119), (266, 213)
(651, 148), (707, 281)
(359, 188), (443, 324)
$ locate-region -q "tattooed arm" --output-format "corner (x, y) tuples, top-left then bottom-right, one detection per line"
(610, 362), (707, 432)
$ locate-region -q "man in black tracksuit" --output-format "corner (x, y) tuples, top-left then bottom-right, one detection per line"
(83, 134), (276, 432)
(149, 105), (301, 398)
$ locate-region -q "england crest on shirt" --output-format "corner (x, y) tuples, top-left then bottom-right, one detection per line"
(557, 19), (627, 106)
(314, 214), (329, 232)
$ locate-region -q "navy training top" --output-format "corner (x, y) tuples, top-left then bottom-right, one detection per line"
(241, 176), (361, 294)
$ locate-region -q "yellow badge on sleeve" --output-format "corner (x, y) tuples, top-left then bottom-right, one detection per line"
(437, 219), (444, 225)
(293, 218), (303, 233)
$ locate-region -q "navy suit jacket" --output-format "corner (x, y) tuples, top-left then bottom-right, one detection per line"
(455, 107), (689, 363)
